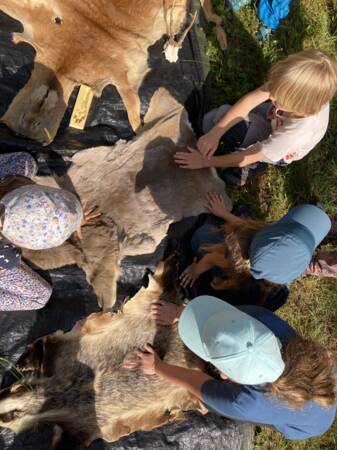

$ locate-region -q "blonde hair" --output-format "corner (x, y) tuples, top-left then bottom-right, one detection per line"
(268, 336), (336, 409)
(202, 219), (279, 303)
(266, 49), (337, 116)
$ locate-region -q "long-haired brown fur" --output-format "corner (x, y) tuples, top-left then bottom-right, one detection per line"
(201, 219), (281, 304)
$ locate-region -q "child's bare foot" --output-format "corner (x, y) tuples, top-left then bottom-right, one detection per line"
(305, 252), (337, 278)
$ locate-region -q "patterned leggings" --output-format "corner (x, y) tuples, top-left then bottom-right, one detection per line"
(0, 151), (38, 179)
(0, 261), (52, 311)
(0, 152), (52, 311)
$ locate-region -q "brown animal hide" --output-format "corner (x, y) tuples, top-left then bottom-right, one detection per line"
(0, 255), (208, 447)
(22, 88), (231, 309)
(0, 0), (190, 144)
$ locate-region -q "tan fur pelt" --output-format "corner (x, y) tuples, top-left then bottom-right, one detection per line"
(0, 0), (191, 143)
(22, 88), (231, 308)
(0, 256), (207, 446)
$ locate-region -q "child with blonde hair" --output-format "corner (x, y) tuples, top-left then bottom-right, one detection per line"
(175, 49), (337, 184)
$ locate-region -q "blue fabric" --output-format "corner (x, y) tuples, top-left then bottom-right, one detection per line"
(249, 204), (331, 285)
(201, 306), (337, 440)
(258, 0), (293, 30)
(280, 204), (331, 248)
(237, 305), (296, 343)
(249, 220), (315, 284)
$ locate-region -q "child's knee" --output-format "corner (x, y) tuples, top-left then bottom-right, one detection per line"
(202, 105), (231, 134)
(31, 281), (53, 309)
(18, 152), (38, 179)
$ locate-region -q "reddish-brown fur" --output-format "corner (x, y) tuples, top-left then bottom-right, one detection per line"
(0, 0), (191, 143)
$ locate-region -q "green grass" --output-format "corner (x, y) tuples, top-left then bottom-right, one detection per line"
(204, 1), (337, 448)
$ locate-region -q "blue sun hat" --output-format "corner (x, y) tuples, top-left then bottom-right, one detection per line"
(178, 296), (285, 385)
(249, 204), (331, 284)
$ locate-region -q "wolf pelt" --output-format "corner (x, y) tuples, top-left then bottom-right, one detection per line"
(0, 255), (207, 447)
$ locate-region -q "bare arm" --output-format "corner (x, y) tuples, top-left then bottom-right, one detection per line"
(123, 344), (211, 399)
(197, 85), (270, 158)
(174, 143), (264, 170)
(207, 143), (263, 168)
(205, 192), (244, 224)
(155, 361), (211, 399)
(195, 253), (219, 274)
(180, 252), (227, 288)
(213, 86), (270, 135)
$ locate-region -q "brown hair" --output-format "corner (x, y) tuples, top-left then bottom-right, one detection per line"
(266, 49), (337, 116)
(202, 219), (279, 303)
(268, 336), (337, 409)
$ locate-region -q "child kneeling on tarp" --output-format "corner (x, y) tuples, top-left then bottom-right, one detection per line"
(177, 197), (331, 294)
(125, 295), (337, 441)
(175, 49), (337, 185)
(0, 152), (98, 311)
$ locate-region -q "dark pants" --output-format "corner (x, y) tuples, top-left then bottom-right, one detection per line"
(202, 104), (270, 184)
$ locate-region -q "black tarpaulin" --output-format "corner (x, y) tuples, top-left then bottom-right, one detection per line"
(0, 2), (256, 449)
(0, 411), (254, 450)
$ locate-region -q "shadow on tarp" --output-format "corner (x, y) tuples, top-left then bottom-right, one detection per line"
(0, 411), (254, 450)
(0, 410), (254, 450)
(0, 299), (100, 449)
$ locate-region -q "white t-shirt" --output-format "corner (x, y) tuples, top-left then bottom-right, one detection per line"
(259, 103), (330, 164)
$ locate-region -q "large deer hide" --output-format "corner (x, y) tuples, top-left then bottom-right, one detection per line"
(23, 88), (231, 309)
(0, 255), (208, 448)
(0, 0), (190, 144)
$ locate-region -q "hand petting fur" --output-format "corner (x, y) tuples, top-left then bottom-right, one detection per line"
(22, 89), (231, 309)
(0, 255), (207, 447)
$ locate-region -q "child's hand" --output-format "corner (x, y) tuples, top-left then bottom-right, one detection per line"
(151, 300), (183, 326)
(197, 130), (221, 158)
(74, 204), (101, 240)
(123, 344), (160, 375)
(205, 192), (229, 219)
(180, 259), (200, 287)
(174, 146), (208, 169)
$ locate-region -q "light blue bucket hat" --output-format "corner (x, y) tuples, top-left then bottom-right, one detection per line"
(178, 296), (285, 385)
(249, 204), (331, 285)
